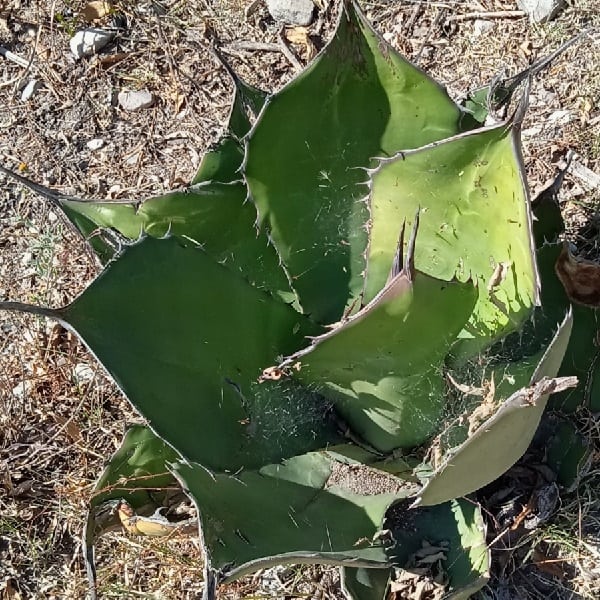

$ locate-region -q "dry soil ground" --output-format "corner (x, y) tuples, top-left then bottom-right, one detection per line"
(0, 1), (599, 599)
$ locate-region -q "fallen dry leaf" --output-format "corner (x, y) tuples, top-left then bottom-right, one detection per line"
(389, 541), (448, 599)
(52, 413), (83, 444)
(1, 578), (23, 600)
(98, 52), (129, 67)
(555, 243), (600, 307)
(532, 548), (568, 579)
(285, 26), (317, 61)
(80, 1), (112, 22)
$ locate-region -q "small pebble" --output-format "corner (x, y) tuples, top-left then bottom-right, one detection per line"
(12, 380), (32, 399)
(118, 89), (154, 111)
(517, 0), (565, 23)
(265, 0), (314, 26)
(472, 20), (493, 38)
(86, 138), (105, 151)
(74, 363), (95, 384)
(70, 27), (114, 58)
(522, 126), (543, 138)
(20, 251), (33, 267)
(548, 110), (573, 125)
(20, 79), (42, 101)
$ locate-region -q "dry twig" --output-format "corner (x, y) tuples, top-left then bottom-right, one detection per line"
(446, 10), (526, 23)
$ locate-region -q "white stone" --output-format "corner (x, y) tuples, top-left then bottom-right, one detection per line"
(118, 89), (154, 111)
(517, 0), (565, 23)
(266, 0), (314, 26)
(12, 380), (32, 399)
(70, 28), (114, 58)
(20, 79), (41, 101)
(20, 251), (33, 266)
(522, 126), (543, 138)
(472, 20), (493, 38)
(74, 363), (95, 384)
(548, 109), (573, 125)
(86, 138), (105, 151)
(125, 152), (140, 165)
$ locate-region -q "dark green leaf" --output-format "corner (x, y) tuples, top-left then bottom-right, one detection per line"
(246, 0), (466, 324)
(52, 237), (337, 471)
(285, 221), (477, 451)
(365, 119), (538, 360)
(172, 450), (412, 582)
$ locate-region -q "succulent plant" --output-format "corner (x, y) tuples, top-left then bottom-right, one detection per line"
(1, 2), (593, 599)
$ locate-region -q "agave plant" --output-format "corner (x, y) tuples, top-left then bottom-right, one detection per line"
(1, 2), (594, 598)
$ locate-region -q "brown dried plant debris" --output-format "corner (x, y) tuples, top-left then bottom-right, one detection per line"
(1, 0), (599, 598)
(389, 540), (449, 600)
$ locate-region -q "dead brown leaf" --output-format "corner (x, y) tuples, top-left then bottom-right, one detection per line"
(389, 541), (448, 599)
(1, 579), (23, 600)
(555, 243), (600, 307)
(532, 548), (568, 580)
(285, 26), (317, 61)
(52, 413), (83, 444)
(80, 1), (112, 22)
(98, 52), (129, 67)
(467, 373), (497, 435)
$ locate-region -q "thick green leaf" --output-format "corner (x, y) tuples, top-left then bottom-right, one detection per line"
(227, 75), (267, 140)
(415, 311), (575, 507)
(283, 221), (477, 452)
(439, 250), (569, 459)
(459, 34), (586, 131)
(171, 450), (412, 583)
(459, 86), (489, 129)
(441, 233), (571, 449)
(0, 164), (121, 263)
(478, 242), (599, 416)
(87, 424), (181, 529)
(338, 500), (489, 600)
(60, 183), (294, 302)
(525, 195), (599, 412)
(341, 566), (390, 600)
(386, 498), (489, 597)
(246, 0), (465, 324)
(60, 198), (143, 239)
(545, 247), (600, 413)
(525, 224), (600, 413)
(543, 418), (590, 490)
(192, 62), (266, 184)
(60, 202), (119, 264)
(39, 237), (338, 471)
(531, 180), (565, 246)
(191, 136), (245, 186)
(17, 68), (277, 297)
(83, 425), (183, 599)
(364, 120), (538, 360)
(1, 169), (297, 303)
